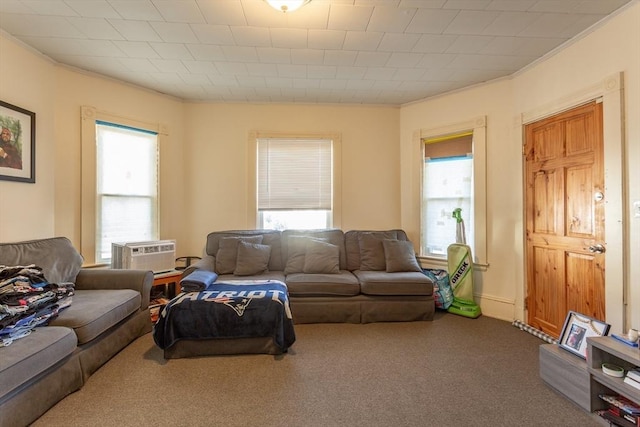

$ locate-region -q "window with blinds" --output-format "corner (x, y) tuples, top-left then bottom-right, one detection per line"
(257, 138), (332, 230)
(95, 121), (159, 263)
(421, 131), (474, 257)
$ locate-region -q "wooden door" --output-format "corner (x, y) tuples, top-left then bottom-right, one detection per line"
(525, 101), (605, 339)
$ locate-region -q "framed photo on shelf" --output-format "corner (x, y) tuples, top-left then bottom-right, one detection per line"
(0, 100), (36, 183)
(559, 310), (610, 359)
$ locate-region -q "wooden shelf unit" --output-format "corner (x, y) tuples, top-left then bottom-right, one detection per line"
(587, 336), (640, 411)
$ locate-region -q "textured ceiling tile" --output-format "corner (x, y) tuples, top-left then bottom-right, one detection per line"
(270, 28), (308, 48)
(185, 44), (226, 61)
(323, 50), (358, 66)
(182, 60), (218, 73)
(0, 14), (84, 37)
(485, 0), (537, 12)
(308, 29), (346, 49)
(230, 26), (271, 46)
(222, 45), (259, 62)
(529, 0), (581, 13)
(215, 61), (249, 76)
(378, 33), (421, 52)
(109, 0), (164, 20)
(445, 35), (495, 54)
(307, 65), (337, 78)
(518, 13), (582, 37)
(0, 0), (632, 105)
(149, 58), (189, 73)
(412, 34), (458, 53)
(67, 17), (125, 40)
(343, 31), (384, 51)
(65, 0), (120, 18)
(354, 51), (391, 66)
(247, 63), (279, 77)
(19, 0), (78, 16)
(197, 0), (247, 26)
(291, 49), (326, 65)
(108, 19), (164, 42)
(150, 22), (199, 43)
(191, 24), (235, 44)
(444, 10), (502, 34)
(393, 67), (426, 80)
(416, 52), (458, 68)
(367, 5), (416, 32)
(442, 0), (492, 10)
(386, 52), (424, 67)
(256, 47), (292, 64)
(152, 0), (206, 23)
(277, 63), (308, 78)
(328, 4), (374, 31)
(149, 42), (194, 60)
(404, 9), (459, 34)
(336, 65), (367, 79)
(112, 40), (160, 58)
(482, 11), (542, 36)
(118, 57), (159, 72)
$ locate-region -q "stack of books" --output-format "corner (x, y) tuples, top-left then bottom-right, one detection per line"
(625, 368), (640, 391)
(597, 394), (640, 426)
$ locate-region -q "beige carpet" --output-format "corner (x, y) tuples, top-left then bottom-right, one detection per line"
(32, 313), (599, 427)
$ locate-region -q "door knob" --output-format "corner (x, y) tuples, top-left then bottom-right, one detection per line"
(588, 244), (606, 254)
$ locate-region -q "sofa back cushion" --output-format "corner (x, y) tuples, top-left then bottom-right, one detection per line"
(0, 237), (84, 283)
(282, 229), (347, 271)
(205, 230), (283, 271)
(215, 235), (264, 274)
(344, 230), (409, 271)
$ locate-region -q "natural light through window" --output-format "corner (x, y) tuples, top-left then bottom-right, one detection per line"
(257, 138), (333, 230)
(96, 121), (159, 263)
(421, 131), (474, 259)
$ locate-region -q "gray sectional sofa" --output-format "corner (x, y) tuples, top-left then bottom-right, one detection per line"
(0, 237), (153, 427)
(184, 229), (435, 324)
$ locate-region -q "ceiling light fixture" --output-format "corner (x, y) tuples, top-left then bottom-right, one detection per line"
(264, 0), (312, 13)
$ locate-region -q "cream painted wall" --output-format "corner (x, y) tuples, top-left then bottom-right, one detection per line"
(0, 37), (56, 242)
(181, 103), (400, 255)
(53, 67), (186, 256)
(400, 79), (519, 321)
(1, 2), (637, 329)
(400, 2), (640, 331)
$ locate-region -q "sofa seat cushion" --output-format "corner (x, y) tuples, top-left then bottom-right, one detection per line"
(49, 289), (140, 345)
(354, 270), (433, 296)
(0, 326), (77, 400)
(286, 271), (360, 297)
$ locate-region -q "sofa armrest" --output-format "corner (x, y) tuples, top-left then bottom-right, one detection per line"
(75, 269), (154, 309)
(181, 255), (216, 279)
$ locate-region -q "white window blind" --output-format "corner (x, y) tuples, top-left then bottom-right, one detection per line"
(96, 121), (159, 263)
(257, 138), (332, 211)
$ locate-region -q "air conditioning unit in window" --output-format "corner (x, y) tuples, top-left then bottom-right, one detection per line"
(111, 240), (176, 273)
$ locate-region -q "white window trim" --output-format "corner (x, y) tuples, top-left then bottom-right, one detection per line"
(248, 131), (342, 230)
(417, 116), (487, 267)
(80, 106), (165, 266)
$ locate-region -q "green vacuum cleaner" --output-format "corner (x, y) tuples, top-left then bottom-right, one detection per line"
(447, 208), (481, 318)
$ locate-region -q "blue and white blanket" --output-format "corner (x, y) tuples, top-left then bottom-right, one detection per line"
(152, 280), (295, 353)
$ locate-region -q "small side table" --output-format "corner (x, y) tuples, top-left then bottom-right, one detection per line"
(150, 270), (182, 323)
(153, 270), (183, 297)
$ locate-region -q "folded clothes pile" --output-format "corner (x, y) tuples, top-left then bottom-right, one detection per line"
(0, 264), (74, 347)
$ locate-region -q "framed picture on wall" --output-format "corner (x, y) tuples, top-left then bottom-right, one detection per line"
(0, 100), (35, 183)
(558, 311), (610, 359)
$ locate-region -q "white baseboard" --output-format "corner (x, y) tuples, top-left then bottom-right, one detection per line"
(475, 293), (515, 322)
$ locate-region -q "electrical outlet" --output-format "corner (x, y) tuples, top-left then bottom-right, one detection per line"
(634, 200), (640, 218)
